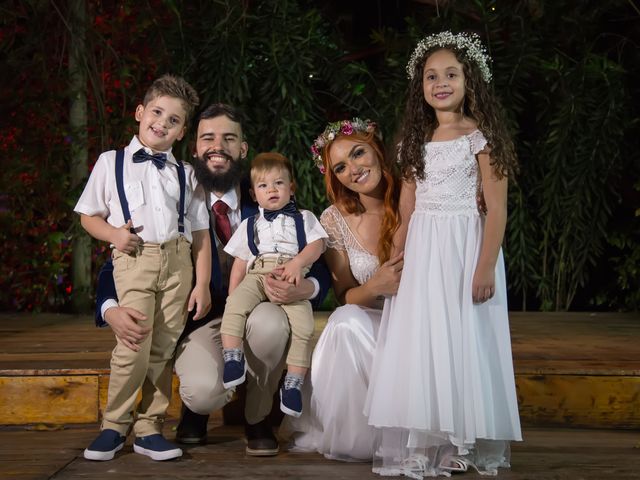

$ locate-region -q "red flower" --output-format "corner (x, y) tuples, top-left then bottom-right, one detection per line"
(340, 122), (353, 135)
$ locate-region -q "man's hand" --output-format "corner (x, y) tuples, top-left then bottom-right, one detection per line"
(112, 220), (141, 254)
(264, 266), (314, 304)
(104, 306), (150, 351)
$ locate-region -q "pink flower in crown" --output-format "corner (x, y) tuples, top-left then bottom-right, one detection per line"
(311, 144), (319, 156)
(319, 165), (326, 174)
(340, 122), (354, 136)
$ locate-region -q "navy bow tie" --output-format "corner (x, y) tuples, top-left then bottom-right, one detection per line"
(263, 200), (300, 222)
(132, 148), (167, 169)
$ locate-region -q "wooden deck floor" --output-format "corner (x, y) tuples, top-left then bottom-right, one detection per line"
(0, 311), (639, 478)
(1, 311), (639, 429)
(1, 311), (637, 375)
(1, 422), (639, 480)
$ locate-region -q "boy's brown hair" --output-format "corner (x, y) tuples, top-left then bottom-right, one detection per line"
(143, 74), (200, 123)
(250, 152), (295, 187)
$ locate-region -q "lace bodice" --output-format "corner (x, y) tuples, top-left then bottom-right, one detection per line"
(415, 129), (487, 216)
(320, 205), (379, 285)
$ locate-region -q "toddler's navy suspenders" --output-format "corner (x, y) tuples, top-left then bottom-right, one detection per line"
(114, 148), (186, 235)
(246, 212), (307, 257)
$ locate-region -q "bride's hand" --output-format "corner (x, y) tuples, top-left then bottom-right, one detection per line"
(368, 252), (404, 297)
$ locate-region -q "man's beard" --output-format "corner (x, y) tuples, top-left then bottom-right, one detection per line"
(193, 151), (245, 193)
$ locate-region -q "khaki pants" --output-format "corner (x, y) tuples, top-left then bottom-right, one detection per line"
(220, 256), (314, 368)
(174, 303), (290, 424)
(105, 237), (192, 437)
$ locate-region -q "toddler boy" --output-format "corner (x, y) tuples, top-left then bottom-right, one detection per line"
(220, 152), (327, 417)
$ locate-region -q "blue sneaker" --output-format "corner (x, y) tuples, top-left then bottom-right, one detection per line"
(222, 350), (246, 388)
(133, 434), (182, 461)
(84, 429), (126, 461)
(280, 385), (303, 417)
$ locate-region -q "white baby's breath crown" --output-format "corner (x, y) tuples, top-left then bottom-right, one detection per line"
(407, 31), (492, 83)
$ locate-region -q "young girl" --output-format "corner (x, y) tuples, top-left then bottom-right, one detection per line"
(365, 31), (522, 477)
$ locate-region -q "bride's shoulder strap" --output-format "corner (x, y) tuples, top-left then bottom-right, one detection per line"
(320, 205), (347, 251)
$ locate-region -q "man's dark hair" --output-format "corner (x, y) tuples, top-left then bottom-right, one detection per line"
(195, 103), (246, 132)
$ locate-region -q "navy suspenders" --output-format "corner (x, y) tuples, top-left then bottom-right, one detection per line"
(246, 212), (307, 257)
(176, 158), (186, 234)
(114, 148), (186, 235)
(115, 149), (135, 233)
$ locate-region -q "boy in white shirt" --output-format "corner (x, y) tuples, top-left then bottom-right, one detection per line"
(74, 74), (211, 461)
(220, 152), (327, 417)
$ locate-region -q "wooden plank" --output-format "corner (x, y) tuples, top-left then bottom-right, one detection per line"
(516, 374), (640, 428)
(509, 312), (639, 375)
(514, 359), (640, 376)
(97, 374), (183, 421)
(1, 311), (639, 429)
(3, 373), (639, 429)
(1, 312), (637, 372)
(0, 425), (638, 480)
(0, 352), (111, 375)
(0, 376), (98, 424)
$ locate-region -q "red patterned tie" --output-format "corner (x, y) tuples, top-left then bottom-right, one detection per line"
(212, 200), (232, 245)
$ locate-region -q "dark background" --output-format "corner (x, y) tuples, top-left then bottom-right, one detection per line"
(1, 0), (638, 313)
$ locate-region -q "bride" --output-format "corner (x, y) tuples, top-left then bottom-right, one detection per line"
(281, 118), (402, 461)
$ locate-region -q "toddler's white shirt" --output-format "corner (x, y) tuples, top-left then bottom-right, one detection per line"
(224, 208), (328, 267)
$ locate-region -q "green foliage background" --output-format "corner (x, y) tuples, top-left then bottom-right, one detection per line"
(0, 0), (638, 312)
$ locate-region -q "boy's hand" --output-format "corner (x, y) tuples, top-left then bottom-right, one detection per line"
(112, 220), (141, 254)
(188, 283), (211, 320)
(264, 267), (314, 304)
(279, 258), (303, 286)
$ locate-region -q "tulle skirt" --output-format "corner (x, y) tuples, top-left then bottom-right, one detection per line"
(281, 304), (382, 461)
(365, 212), (522, 477)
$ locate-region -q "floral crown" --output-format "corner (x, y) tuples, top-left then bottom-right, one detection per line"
(406, 31), (492, 83)
(310, 118), (378, 174)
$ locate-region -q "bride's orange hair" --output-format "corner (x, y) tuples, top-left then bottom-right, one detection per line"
(321, 130), (400, 264)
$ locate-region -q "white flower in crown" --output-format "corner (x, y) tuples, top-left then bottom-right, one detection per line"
(406, 31), (492, 83)
(310, 118), (378, 174)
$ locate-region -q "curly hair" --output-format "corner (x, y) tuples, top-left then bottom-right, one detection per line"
(399, 45), (518, 181)
(321, 130), (400, 264)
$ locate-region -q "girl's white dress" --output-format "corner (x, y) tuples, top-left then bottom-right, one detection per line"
(365, 130), (522, 478)
(281, 205), (382, 461)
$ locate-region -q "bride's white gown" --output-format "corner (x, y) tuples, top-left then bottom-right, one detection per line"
(365, 131), (522, 478)
(281, 205), (381, 461)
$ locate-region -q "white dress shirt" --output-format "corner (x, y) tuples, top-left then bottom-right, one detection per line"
(224, 208), (328, 266)
(74, 135), (209, 244)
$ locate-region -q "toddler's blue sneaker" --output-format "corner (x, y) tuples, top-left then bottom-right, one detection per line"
(133, 434), (182, 461)
(222, 350), (246, 388)
(83, 429), (126, 461)
(280, 385), (303, 417)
